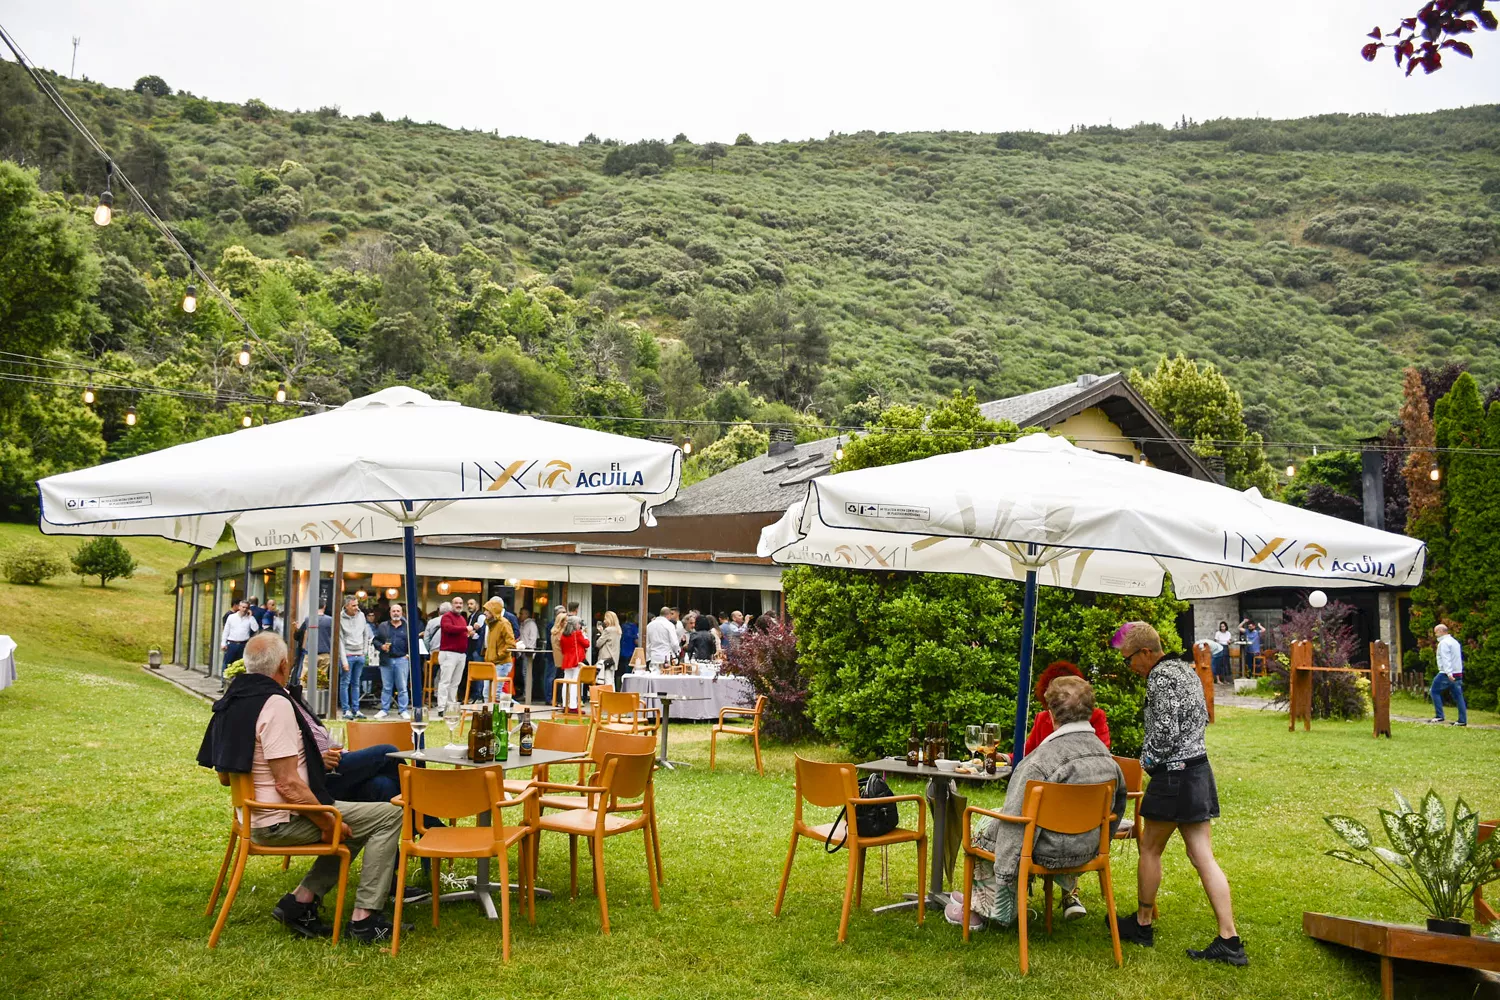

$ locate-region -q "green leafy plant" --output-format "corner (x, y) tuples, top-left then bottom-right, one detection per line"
(1325, 789), (1500, 922)
(3, 542), (65, 585)
(70, 537), (138, 588)
(223, 658), (245, 680)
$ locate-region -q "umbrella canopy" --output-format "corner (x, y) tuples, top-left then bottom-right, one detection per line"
(759, 433), (1426, 758)
(39, 386), (682, 719)
(39, 386), (681, 548)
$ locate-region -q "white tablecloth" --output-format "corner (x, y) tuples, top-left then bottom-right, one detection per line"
(621, 673), (755, 721)
(0, 635), (15, 692)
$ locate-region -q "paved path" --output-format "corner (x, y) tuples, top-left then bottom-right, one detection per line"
(1214, 684), (1498, 730)
(142, 663), (220, 702)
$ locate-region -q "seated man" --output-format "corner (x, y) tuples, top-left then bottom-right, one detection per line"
(948, 676), (1126, 931)
(197, 632), (407, 943)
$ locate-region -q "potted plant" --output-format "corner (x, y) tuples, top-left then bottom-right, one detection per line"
(1325, 789), (1500, 935)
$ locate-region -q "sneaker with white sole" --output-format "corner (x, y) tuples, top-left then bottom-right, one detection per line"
(374, 710), (389, 719)
(1062, 890), (1087, 920)
(944, 893), (985, 932)
(399, 710), (411, 720)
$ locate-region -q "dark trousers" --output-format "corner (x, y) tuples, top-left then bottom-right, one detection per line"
(223, 641), (246, 676)
(1211, 649), (1231, 682)
(324, 744), (402, 804)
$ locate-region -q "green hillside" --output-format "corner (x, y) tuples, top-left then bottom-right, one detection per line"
(2, 61), (1499, 508)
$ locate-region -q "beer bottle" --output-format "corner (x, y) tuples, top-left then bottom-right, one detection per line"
(467, 709), (479, 761)
(475, 708), (490, 763)
(905, 726), (920, 766)
(518, 709), (534, 756)
(923, 722), (938, 767)
(495, 704), (509, 760)
(985, 748), (997, 776)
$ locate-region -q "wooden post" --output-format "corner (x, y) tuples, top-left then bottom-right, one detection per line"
(1370, 640), (1392, 739)
(1191, 642), (1216, 723)
(1289, 640), (1314, 732)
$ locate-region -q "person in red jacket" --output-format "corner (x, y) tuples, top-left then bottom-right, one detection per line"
(558, 615), (591, 710)
(435, 601), (472, 713)
(1023, 661), (1111, 756)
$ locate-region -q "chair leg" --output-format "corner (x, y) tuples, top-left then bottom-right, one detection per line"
(593, 836), (610, 935)
(651, 810), (664, 884)
(330, 850), (349, 948)
(282, 855), (290, 871)
(774, 830), (799, 916)
(207, 836), (249, 948)
(431, 854), (441, 928)
(497, 847), (512, 963)
(569, 834), (579, 899)
(1017, 865), (1031, 975)
(1044, 875), (1054, 935)
(206, 830), (237, 917)
(644, 826), (661, 910)
(752, 730), (763, 776)
(1101, 868), (1122, 968)
(392, 850), (409, 957)
(855, 847), (866, 907)
(709, 728), (718, 771)
(838, 840), (859, 943)
(915, 836), (926, 927)
(962, 854), (974, 942)
(525, 835), (537, 924)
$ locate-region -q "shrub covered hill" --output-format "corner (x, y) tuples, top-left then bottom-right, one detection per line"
(2, 61), (1500, 511)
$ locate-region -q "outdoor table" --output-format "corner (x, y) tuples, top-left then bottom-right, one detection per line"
(635, 692), (710, 770)
(621, 672), (754, 720)
(385, 744), (585, 920)
(1304, 911), (1500, 1000)
(855, 757), (1012, 912)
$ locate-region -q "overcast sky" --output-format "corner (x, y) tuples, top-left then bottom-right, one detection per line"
(3, 1), (1498, 143)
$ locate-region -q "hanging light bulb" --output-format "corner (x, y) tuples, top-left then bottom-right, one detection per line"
(241, 413), (252, 428)
(1285, 460), (1297, 478)
(835, 436), (845, 461)
(1430, 466), (1441, 482)
(124, 405), (137, 427)
(182, 283), (197, 314)
(82, 380), (96, 405)
(275, 383), (287, 403)
(93, 163), (114, 226)
(237, 341), (251, 366)
(682, 438), (693, 455)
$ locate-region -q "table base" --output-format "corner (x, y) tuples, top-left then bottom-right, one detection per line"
(873, 890), (949, 915)
(438, 874), (553, 921)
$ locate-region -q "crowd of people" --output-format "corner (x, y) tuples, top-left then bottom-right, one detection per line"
(1206, 618), (1266, 683)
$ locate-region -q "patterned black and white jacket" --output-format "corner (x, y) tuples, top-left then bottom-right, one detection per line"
(1141, 657), (1209, 770)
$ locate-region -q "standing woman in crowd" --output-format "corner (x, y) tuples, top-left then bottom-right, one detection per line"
(559, 612), (590, 709)
(596, 611), (622, 687)
(548, 607), (567, 705)
(1111, 621), (1247, 967)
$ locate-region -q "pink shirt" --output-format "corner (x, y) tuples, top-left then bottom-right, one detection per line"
(251, 698), (308, 827)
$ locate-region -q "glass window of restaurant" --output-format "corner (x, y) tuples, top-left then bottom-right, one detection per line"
(646, 586), (767, 620)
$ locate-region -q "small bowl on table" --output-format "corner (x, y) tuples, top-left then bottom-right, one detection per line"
(934, 758), (960, 772)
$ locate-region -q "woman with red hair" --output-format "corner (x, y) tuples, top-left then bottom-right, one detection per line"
(1023, 661), (1111, 756)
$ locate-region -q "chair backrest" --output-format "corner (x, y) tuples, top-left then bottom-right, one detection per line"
(1020, 780), (1116, 857)
(579, 665), (598, 685)
(597, 750), (657, 803)
(752, 695), (769, 717)
(591, 728), (656, 764)
(346, 719), (414, 752)
(535, 719), (591, 754)
(398, 764), (492, 833)
(468, 660), (497, 682)
(599, 690), (640, 718)
(1111, 756), (1143, 795)
(227, 772), (257, 835)
(794, 756), (859, 810)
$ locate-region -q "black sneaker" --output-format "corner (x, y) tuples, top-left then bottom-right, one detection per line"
(347, 911), (396, 945)
(272, 893), (332, 938)
(1188, 934), (1249, 966)
(397, 884), (431, 904)
(1110, 910), (1155, 947)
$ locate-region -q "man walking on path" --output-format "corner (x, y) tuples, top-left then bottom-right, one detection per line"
(1429, 623), (1468, 727)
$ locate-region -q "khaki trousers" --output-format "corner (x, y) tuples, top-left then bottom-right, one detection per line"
(252, 799), (402, 911)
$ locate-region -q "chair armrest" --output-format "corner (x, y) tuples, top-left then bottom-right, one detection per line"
(492, 785), (537, 812)
(717, 706), (756, 723)
(244, 799), (345, 846)
(851, 793), (927, 835)
(530, 780), (601, 796)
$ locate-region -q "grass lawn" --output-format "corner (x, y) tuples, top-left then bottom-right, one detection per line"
(1, 528), (1498, 999)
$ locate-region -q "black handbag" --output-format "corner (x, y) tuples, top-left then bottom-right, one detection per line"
(825, 773), (900, 852)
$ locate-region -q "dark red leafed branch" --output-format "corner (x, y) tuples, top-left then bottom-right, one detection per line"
(1362, 1), (1495, 74)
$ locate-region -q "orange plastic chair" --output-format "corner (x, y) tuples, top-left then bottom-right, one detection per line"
(961, 780), (1122, 974)
(205, 772), (351, 948)
(344, 718), (414, 752)
(390, 765), (537, 960)
(503, 719), (592, 795)
(709, 695), (768, 776)
(597, 690), (659, 736)
(552, 665), (598, 717)
(1110, 756), (1144, 843)
(530, 750), (661, 934)
(465, 660), (499, 704)
(774, 756), (927, 943)
(535, 729), (661, 882)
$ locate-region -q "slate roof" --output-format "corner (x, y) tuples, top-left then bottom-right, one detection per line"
(655, 436), (841, 518)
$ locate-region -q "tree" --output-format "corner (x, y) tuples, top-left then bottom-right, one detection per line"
(1283, 450), (1363, 522)
(1130, 353), (1277, 492)
(601, 140), (673, 177)
(119, 130), (172, 215)
(672, 132), (690, 144)
(2, 542), (65, 585)
(734, 133), (754, 146)
(580, 133), (601, 145)
(1362, 2), (1494, 74)
(243, 98), (271, 121)
(682, 421), (768, 485)
(698, 142), (727, 172)
(71, 536), (137, 587)
(132, 75), (171, 97)
(0, 163), (97, 402)
(180, 98), (218, 124)
(980, 264), (1010, 300)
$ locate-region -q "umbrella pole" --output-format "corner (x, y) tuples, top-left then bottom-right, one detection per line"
(1011, 548), (1040, 765)
(402, 502), (421, 722)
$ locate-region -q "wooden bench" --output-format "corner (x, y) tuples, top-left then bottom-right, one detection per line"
(1304, 911), (1500, 999)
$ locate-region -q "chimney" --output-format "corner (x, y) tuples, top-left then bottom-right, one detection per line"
(1076, 373), (1098, 388)
(768, 427), (795, 457)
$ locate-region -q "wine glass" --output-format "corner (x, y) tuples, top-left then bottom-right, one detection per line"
(983, 722), (1002, 756)
(965, 724), (983, 764)
(443, 705), (463, 748)
(410, 713), (428, 759)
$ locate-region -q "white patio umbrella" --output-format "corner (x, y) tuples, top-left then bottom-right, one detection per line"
(759, 432), (1426, 761)
(38, 386), (682, 710)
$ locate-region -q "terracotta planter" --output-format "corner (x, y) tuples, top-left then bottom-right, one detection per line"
(1425, 917), (1471, 936)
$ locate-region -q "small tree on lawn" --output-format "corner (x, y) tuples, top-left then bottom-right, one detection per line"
(71, 537), (137, 588)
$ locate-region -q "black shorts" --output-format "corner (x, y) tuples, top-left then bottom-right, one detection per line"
(1141, 757), (1220, 824)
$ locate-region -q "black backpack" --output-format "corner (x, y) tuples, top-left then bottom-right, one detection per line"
(825, 772), (900, 852)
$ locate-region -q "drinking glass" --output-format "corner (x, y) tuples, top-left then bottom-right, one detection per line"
(443, 706), (463, 748)
(965, 724), (983, 763)
(983, 723), (1002, 755)
(410, 715), (428, 759)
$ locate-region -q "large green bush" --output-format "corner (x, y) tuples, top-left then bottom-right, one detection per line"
(3, 542), (66, 585)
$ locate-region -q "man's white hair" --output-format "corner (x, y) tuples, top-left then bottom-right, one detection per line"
(1435, 623), (1450, 635)
(244, 632), (287, 676)
(439, 601), (453, 614)
(389, 603), (403, 614)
